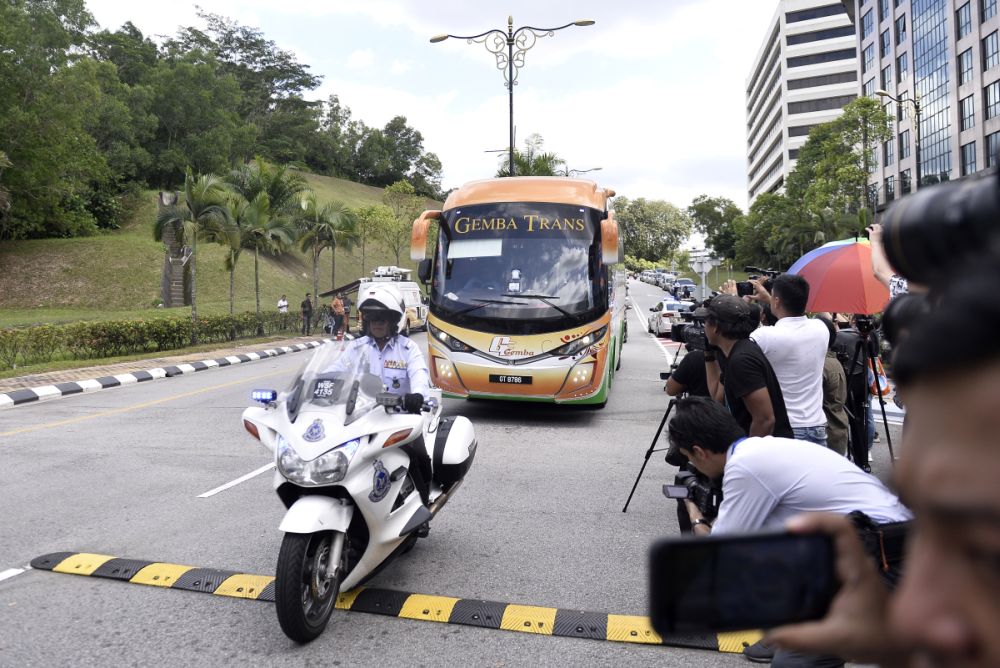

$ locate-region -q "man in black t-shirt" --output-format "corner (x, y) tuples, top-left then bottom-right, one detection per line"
(665, 349), (710, 398)
(700, 295), (793, 438)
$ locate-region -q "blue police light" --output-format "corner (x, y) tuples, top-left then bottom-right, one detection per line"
(251, 389), (277, 403)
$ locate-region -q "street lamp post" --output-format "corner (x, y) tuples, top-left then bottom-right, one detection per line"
(431, 17), (594, 177)
(875, 88), (922, 191)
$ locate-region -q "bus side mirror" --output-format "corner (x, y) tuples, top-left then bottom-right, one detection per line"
(410, 210), (441, 261)
(418, 258), (432, 284)
(601, 212), (623, 265)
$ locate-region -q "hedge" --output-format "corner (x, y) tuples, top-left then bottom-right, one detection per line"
(0, 311), (299, 371)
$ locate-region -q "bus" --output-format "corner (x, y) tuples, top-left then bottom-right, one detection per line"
(410, 177), (626, 407)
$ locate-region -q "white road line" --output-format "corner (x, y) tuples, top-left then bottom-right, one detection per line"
(197, 462), (275, 498)
(629, 288), (683, 364)
(0, 565), (32, 583)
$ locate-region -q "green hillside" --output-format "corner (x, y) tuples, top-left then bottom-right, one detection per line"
(0, 172), (437, 328)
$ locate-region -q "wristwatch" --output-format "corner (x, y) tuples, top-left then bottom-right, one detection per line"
(692, 518), (712, 529)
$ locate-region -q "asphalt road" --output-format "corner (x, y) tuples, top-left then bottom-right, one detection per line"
(0, 279), (899, 667)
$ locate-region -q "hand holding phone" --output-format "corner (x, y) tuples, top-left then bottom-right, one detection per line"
(649, 530), (838, 634)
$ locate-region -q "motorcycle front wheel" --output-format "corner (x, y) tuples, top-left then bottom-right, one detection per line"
(274, 531), (344, 643)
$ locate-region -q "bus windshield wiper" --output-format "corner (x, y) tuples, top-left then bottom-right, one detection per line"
(501, 294), (572, 318)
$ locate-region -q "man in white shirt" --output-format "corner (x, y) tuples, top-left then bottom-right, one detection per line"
(730, 274), (830, 447)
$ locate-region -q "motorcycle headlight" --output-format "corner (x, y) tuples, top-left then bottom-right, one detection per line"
(428, 323), (474, 353)
(553, 325), (608, 357)
(276, 437), (361, 486)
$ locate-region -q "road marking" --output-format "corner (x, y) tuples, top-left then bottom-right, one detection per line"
(31, 550), (761, 652)
(197, 462), (275, 498)
(0, 565), (31, 583)
(0, 369), (289, 439)
(629, 289), (684, 365)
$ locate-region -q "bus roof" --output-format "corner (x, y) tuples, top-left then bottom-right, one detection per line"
(443, 176), (615, 212)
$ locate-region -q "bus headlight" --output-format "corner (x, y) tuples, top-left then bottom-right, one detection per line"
(566, 362), (595, 391)
(428, 323), (475, 353)
(553, 325), (608, 357)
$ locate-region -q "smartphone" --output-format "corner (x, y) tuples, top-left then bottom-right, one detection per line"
(663, 484), (690, 499)
(649, 530), (837, 633)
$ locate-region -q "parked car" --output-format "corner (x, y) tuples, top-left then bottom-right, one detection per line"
(647, 298), (686, 337)
(655, 273), (676, 290)
(671, 278), (696, 298)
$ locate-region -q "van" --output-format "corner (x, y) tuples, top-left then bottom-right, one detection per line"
(359, 266), (427, 335)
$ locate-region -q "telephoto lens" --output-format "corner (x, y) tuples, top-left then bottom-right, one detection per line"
(881, 163), (999, 286)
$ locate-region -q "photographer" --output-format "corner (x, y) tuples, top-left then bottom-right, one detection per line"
(664, 348), (709, 398)
(669, 396), (912, 667)
(701, 295), (793, 438)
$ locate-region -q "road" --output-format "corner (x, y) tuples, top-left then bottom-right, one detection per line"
(0, 279), (899, 667)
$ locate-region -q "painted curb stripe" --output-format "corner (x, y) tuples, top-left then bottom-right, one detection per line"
(30, 552), (761, 652)
(1, 339), (333, 411)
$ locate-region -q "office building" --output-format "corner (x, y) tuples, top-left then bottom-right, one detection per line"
(746, 1), (859, 204)
(848, 0), (1000, 208)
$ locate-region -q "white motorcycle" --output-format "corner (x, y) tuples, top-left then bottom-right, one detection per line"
(241, 340), (477, 643)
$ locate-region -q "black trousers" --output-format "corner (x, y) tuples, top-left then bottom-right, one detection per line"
(844, 373), (868, 468)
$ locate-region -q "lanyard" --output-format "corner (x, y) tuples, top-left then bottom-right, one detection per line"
(730, 437), (747, 456)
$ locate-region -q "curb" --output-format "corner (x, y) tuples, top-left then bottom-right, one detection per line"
(0, 339), (334, 411)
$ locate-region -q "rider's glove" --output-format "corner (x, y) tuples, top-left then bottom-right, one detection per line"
(403, 393), (424, 414)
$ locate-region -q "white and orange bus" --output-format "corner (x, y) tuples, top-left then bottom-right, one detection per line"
(410, 177), (626, 407)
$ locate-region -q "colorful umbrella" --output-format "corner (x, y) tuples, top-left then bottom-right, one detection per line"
(787, 238), (890, 315)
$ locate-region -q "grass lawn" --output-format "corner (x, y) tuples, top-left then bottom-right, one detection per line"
(0, 172), (442, 328)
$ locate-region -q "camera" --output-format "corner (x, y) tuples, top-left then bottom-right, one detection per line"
(881, 162), (999, 286)
(664, 469), (722, 520)
(736, 267), (782, 298)
(670, 309), (708, 351)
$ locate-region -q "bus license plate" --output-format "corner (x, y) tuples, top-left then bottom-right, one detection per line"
(489, 374), (532, 385)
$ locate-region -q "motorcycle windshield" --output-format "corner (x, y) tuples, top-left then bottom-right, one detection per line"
(286, 340), (383, 425)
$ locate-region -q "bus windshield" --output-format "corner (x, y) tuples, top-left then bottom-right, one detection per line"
(430, 202), (608, 334)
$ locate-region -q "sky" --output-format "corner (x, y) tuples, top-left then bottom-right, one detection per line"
(85, 0), (776, 217)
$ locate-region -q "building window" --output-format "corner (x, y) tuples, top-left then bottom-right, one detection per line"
(897, 52), (909, 81)
(862, 9), (874, 37)
(885, 175), (895, 202)
(785, 26), (856, 45)
(984, 32), (1000, 70)
(881, 64), (893, 90)
(896, 91), (909, 121)
(863, 44), (875, 73)
(957, 3), (973, 40)
(884, 138), (895, 166)
(961, 94), (976, 130)
(785, 4), (847, 23)
(960, 48), (974, 85)
(788, 125), (817, 137)
(879, 0), (890, 22)
(881, 29), (892, 58)
(788, 95), (858, 114)
(864, 78), (877, 97)
(984, 0), (998, 22)
(896, 15), (907, 43)
(961, 142), (977, 175)
(787, 71), (858, 89)
(788, 148), (800, 160)
(899, 129), (911, 159)
(900, 169), (912, 194)
(787, 48), (857, 68)
(987, 131), (1000, 167)
(986, 80), (1000, 119)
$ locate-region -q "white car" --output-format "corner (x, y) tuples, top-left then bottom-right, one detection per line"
(647, 298), (686, 337)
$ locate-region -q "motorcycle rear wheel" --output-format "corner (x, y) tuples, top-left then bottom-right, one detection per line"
(275, 531), (344, 643)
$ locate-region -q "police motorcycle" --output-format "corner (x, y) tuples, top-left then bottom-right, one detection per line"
(241, 340), (476, 643)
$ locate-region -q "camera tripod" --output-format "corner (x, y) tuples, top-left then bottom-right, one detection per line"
(622, 396), (678, 513)
(845, 325), (896, 472)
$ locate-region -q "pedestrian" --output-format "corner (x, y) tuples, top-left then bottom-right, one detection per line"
(331, 292), (346, 335)
(300, 293), (313, 336)
(277, 293), (289, 330)
(818, 315), (849, 456)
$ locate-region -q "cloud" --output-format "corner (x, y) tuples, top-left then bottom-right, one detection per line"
(346, 48), (375, 70)
(390, 59), (413, 75)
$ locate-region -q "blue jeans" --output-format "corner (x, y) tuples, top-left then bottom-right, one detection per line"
(866, 398), (875, 450)
(793, 425), (828, 447)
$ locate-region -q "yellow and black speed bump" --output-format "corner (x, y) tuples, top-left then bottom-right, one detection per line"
(30, 552), (760, 653)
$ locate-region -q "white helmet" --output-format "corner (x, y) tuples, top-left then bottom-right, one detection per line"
(358, 285), (406, 336)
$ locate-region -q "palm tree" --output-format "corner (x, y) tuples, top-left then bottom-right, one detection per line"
(298, 191), (358, 302)
(155, 169), (230, 344)
(495, 133), (566, 177)
(240, 192), (296, 332)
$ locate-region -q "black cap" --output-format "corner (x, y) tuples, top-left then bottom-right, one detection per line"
(693, 294), (751, 323)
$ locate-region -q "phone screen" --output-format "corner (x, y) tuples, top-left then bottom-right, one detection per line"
(662, 485), (690, 500)
(649, 531), (837, 633)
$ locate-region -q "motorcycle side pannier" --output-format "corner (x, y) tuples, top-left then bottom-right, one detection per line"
(431, 416), (477, 486)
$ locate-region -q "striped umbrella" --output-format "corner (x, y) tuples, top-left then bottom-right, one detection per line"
(787, 238), (890, 315)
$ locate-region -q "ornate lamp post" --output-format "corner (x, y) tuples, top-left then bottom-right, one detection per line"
(876, 88), (922, 191)
(431, 16), (595, 177)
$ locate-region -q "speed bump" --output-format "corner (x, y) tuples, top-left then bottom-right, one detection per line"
(30, 551), (761, 653)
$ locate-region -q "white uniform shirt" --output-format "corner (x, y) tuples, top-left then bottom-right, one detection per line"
(277, 298), (288, 313)
(750, 316), (829, 428)
(345, 335), (431, 396)
(711, 436), (912, 535)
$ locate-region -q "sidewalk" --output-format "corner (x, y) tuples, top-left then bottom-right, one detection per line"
(0, 334), (336, 409)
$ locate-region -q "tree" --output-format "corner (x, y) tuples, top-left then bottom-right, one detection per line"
(298, 192), (357, 300)
(0, 152), (11, 230)
(687, 195), (744, 260)
(154, 169), (231, 343)
(495, 134), (565, 177)
(238, 192), (296, 330)
(614, 196), (692, 262)
(381, 180), (424, 264)
(410, 152), (443, 199)
(352, 204), (395, 274)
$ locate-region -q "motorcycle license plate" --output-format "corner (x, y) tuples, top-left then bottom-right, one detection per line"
(489, 374), (532, 385)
